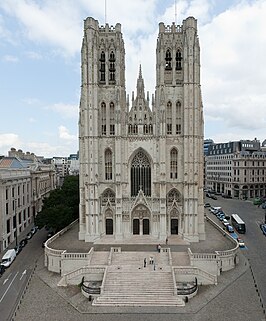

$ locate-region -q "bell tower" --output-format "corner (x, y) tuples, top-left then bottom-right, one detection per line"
(79, 17), (127, 241)
(155, 17), (205, 241)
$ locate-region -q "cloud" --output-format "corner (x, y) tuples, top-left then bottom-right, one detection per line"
(58, 126), (77, 141)
(0, 134), (21, 154)
(201, 0), (266, 136)
(0, 0), (82, 57)
(2, 54), (19, 62)
(22, 97), (41, 105)
(25, 51), (43, 60)
(48, 103), (78, 119)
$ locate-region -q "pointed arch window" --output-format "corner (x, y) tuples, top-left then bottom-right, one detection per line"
(167, 189), (181, 204)
(110, 102), (115, 135)
(102, 189), (115, 206)
(99, 51), (106, 82)
(109, 51), (116, 81)
(167, 101), (172, 135)
(101, 102), (106, 135)
(165, 49), (172, 70)
(176, 101), (182, 135)
(175, 49), (182, 70)
(170, 148), (178, 179)
(131, 151), (151, 196)
(105, 149), (112, 180)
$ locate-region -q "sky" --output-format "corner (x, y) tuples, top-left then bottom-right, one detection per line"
(0, 0), (266, 158)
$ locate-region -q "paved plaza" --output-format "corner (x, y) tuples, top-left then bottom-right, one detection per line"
(12, 219), (266, 321)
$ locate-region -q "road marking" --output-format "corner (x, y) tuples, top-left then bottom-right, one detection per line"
(20, 270), (27, 280)
(0, 271), (19, 303)
(2, 272), (12, 285)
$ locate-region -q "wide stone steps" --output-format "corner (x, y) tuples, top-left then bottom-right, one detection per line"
(90, 251), (109, 265)
(93, 264), (184, 306)
(111, 251), (169, 266)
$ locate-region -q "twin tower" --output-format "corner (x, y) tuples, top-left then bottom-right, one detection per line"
(78, 16), (205, 243)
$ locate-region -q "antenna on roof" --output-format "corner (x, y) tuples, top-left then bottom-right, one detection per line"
(175, 0), (177, 24)
(105, 0), (107, 24)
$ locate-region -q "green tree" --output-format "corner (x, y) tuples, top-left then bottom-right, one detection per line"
(36, 175), (79, 232)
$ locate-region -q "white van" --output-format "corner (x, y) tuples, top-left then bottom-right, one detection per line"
(1, 249), (16, 267)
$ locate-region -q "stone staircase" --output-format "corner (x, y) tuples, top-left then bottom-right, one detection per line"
(90, 251), (109, 265)
(93, 251), (184, 306)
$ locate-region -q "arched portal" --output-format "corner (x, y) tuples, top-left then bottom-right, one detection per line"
(171, 219), (178, 235)
(106, 218), (113, 235)
(132, 204), (151, 235)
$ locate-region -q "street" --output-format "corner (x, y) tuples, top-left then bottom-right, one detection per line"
(0, 227), (47, 321)
(206, 196), (266, 305)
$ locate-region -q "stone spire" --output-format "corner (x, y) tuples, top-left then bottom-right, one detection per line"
(136, 64), (145, 99)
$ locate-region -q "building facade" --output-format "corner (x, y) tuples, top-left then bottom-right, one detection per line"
(79, 17), (205, 243)
(0, 149), (56, 251)
(205, 139), (266, 199)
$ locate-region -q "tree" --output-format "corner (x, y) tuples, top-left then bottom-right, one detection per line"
(36, 175), (79, 232)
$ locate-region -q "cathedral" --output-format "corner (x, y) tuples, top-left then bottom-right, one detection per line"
(78, 16), (205, 243)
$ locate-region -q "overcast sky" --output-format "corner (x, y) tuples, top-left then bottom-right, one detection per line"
(0, 0), (265, 157)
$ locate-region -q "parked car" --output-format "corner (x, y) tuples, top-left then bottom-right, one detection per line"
(1, 249), (16, 267)
(237, 238), (245, 248)
(14, 244), (23, 255)
(19, 238), (28, 248)
(47, 231), (55, 239)
(226, 225), (234, 233)
(0, 264), (6, 276)
(222, 219), (229, 226)
(31, 226), (38, 235)
(260, 224), (266, 236)
(204, 203), (211, 208)
(26, 232), (33, 240)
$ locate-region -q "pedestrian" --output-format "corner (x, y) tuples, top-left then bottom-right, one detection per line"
(166, 237), (168, 245)
(153, 261), (156, 271)
(158, 244), (161, 253)
(149, 256), (153, 264)
(144, 257), (147, 268)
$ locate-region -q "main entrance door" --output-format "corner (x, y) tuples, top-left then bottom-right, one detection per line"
(171, 219), (178, 235)
(106, 219), (113, 235)
(143, 219), (149, 235)
(133, 219), (140, 234)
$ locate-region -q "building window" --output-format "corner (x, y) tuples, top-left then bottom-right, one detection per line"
(105, 149), (112, 180)
(109, 51), (115, 81)
(175, 49), (182, 70)
(110, 102), (115, 135)
(6, 219), (10, 234)
(167, 101), (172, 134)
(99, 51), (106, 82)
(131, 150), (151, 196)
(101, 102), (106, 135)
(165, 49), (172, 70)
(176, 101), (182, 134)
(170, 148), (178, 179)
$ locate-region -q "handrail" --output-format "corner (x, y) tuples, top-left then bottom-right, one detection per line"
(100, 266), (108, 295)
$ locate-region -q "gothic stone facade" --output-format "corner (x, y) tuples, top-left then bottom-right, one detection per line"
(79, 17), (205, 243)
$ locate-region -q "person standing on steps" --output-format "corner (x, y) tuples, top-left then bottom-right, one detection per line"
(158, 244), (161, 253)
(144, 257), (147, 268)
(166, 237), (168, 245)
